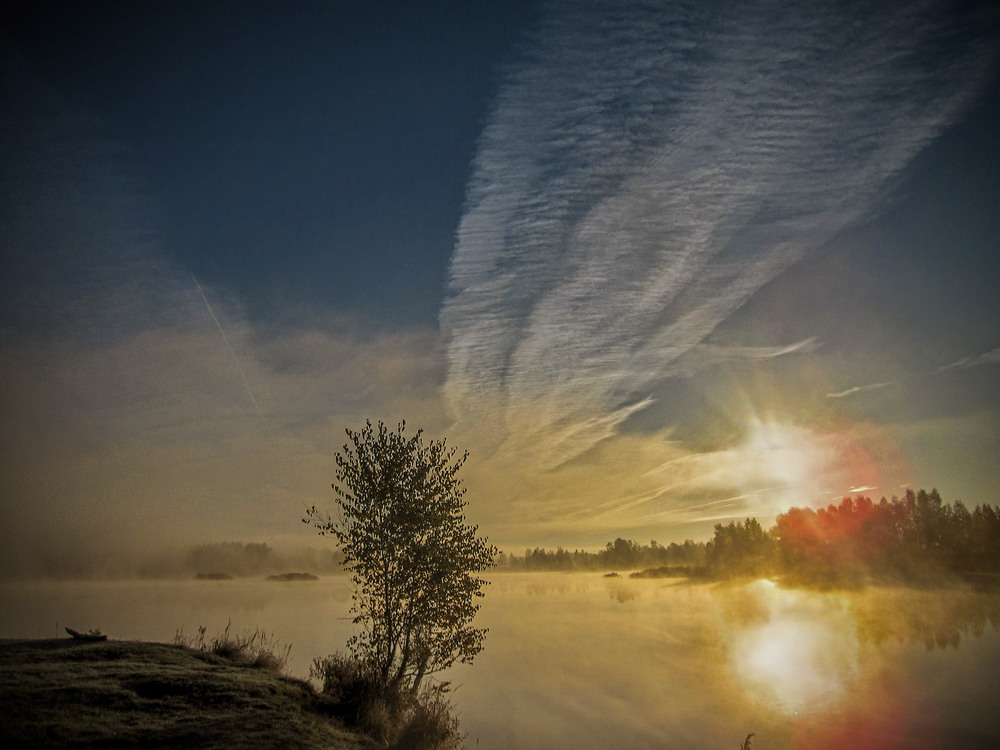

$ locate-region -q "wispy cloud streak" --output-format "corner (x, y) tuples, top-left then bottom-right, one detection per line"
(193, 275), (273, 437)
(828, 345), (1000, 397)
(939, 347), (1000, 372)
(826, 381), (898, 399)
(442, 0), (996, 466)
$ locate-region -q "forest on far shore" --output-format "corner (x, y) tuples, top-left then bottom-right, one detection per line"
(498, 489), (1000, 586)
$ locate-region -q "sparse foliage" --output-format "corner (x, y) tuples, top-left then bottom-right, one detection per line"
(174, 621), (291, 673)
(305, 420), (497, 696)
(310, 652), (463, 749)
(174, 625), (208, 650)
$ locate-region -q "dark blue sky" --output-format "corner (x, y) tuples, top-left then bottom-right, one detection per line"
(6, 0), (540, 326)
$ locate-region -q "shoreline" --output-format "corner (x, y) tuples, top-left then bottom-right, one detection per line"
(0, 637), (371, 749)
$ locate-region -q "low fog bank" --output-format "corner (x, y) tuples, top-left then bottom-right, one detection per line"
(0, 540), (344, 581)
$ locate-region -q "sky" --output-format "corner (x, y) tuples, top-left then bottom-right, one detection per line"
(2, 0), (999, 576)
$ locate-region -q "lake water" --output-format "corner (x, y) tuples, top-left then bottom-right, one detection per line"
(3, 573), (999, 748)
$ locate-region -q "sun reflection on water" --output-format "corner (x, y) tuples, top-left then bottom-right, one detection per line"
(728, 580), (859, 715)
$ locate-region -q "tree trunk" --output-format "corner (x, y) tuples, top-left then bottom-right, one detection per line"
(411, 653), (430, 695)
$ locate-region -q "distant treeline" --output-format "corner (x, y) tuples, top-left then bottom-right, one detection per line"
(136, 542), (344, 579)
(15, 541), (345, 580)
(499, 537), (706, 572)
(500, 489), (1000, 585)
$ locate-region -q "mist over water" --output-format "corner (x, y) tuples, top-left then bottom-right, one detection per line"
(3, 573), (999, 748)
(454, 575), (1000, 748)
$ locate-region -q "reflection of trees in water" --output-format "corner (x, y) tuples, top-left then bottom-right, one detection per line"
(851, 589), (1000, 651)
(499, 575), (592, 598)
(524, 577), (572, 597)
(608, 586), (637, 603)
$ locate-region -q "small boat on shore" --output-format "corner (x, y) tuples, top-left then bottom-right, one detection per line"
(65, 627), (107, 642)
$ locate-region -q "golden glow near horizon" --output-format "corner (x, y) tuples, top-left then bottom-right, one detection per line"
(457, 404), (911, 550)
(0, 312), (919, 574)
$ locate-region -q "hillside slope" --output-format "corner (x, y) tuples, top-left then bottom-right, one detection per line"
(0, 638), (372, 749)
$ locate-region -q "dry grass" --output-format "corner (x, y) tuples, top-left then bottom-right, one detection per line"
(0, 638), (373, 749)
(175, 620), (292, 673)
(310, 653), (464, 750)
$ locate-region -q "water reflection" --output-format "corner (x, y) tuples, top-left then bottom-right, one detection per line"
(609, 586), (637, 603)
(456, 574), (1000, 748)
(711, 579), (1000, 722)
(851, 587), (1000, 651)
(2, 574), (999, 748)
(721, 581), (858, 714)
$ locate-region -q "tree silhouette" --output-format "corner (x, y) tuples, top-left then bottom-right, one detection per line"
(498, 489), (1000, 584)
(774, 490), (1000, 583)
(707, 518), (774, 576)
(305, 420), (497, 695)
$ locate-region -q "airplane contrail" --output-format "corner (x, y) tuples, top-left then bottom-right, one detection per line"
(192, 275), (273, 436)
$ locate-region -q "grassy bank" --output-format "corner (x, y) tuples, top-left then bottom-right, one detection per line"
(0, 637), (372, 749)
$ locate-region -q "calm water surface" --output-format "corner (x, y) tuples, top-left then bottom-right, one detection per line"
(3, 573), (999, 748)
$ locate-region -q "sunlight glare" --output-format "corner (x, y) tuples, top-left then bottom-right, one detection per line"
(729, 581), (859, 714)
(732, 419), (837, 514)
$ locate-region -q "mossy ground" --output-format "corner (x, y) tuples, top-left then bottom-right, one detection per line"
(0, 638), (372, 749)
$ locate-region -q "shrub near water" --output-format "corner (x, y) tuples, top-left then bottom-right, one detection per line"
(174, 621), (292, 673)
(311, 653), (462, 750)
